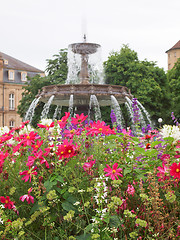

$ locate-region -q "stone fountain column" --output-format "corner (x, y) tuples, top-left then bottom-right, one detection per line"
(79, 54), (90, 84)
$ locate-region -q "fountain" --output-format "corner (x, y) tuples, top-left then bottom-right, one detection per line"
(36, 35), (133, 121)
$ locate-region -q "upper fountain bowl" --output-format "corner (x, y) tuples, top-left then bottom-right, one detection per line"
(69, 43), (101, 55)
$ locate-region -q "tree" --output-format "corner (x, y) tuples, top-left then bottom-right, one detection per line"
(104, 45), (171, 125)
(17, 49), (68, 125)
(167, 58), (180, 121)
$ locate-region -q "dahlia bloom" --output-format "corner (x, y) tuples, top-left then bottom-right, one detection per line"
(0, 196), (14, 209)
(170, 162), (180, 179)
(104, 163), (123, 180)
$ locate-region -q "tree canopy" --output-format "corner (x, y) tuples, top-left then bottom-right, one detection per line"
(17, 49), (68, 125)
(104, 45), (171, 125)
(167, 58), (180, 121)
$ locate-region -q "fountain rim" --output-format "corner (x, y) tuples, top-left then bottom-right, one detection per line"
(69, 42), (101, 55)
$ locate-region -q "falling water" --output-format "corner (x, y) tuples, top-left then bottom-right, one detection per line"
(40, 95), (54, 120)
(66, 45), (104, 84)
(53, 105), (62, 120)
(88, 95), (102, 122)
(24, 96), (41, 123)
(136, 100), (152, 128)
(68, 95), (74, 117)
(125, 102), (134, 124)
(111, 95), (124, 128)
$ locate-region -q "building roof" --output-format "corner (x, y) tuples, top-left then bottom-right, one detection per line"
(166, 40), (180, 53)
(0, 51), (44, 73)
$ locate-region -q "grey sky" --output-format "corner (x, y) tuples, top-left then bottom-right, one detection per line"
(0, 0), (180, 72)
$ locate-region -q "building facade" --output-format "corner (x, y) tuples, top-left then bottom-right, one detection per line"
(166, 40), (180, 70)
(0, 52), (44, 128)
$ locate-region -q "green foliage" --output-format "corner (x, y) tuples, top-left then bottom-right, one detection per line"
(167, 58), (180, 121)
(104, 45), (172, 125)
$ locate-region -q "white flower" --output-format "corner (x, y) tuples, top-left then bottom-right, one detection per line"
(0, 126), (9, 136)
(0, 218), (3, 224)
(19, 124), (34, 134)
(160, 125), (180, 143)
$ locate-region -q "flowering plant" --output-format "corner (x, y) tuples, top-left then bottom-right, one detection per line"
(0, 114), (179, 239)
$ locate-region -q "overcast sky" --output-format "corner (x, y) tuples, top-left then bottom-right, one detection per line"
(1, 0), (180, 72)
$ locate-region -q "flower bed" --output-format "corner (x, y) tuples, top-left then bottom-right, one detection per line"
(0, 113), (179, 239)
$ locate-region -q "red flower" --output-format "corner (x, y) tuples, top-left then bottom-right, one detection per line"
(0, 196), (14, 209)
(56, 139), (79, 160)
(19, 166), (38, 182)
(170, 162), (180, 179)
(145, 143), (151, 149)
(104, 163), (123, 180)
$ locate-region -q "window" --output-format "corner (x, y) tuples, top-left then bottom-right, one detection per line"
(21, 72), (27, 81)
(168, 53), (171, 58)
(8, 70), (14, 81)
(4, 59), (8, 65)
(174, 52), (176, 57)
(9, 93), (15, 110)
(9, 120), (15, 129)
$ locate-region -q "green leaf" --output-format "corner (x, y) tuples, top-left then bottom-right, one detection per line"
(44, 180), (57, 192)
(76, 234), (91, 240)
(84, 223), (94, 233)
(124, 168), (132, 175)
(109, 215), (121, 228)
(29, 201), (39, 215)
(151, 141), (162, 148)
(62, 201), (77, 213)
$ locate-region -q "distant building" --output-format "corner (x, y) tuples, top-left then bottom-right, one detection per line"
(0, 52), (44, 128)
(166, 40), (180, 70)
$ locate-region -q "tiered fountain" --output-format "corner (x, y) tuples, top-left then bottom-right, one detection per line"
(36, 36), (133, 120)
(25, 36), (152, 129)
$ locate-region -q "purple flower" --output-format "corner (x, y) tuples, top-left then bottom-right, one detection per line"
(110, 110), (117, 125)
(132, 98), (140, 124)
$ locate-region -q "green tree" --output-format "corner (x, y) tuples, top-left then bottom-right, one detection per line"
(167, 58), (180, 121)
(17, 49), (68, 125)
(104, 45), (171, 125)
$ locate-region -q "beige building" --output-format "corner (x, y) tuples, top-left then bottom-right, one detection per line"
(166, 40), (180, 70)
(0, 52), (44, 128)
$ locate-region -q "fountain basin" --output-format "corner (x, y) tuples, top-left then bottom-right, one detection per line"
(69, 43), (100, 55)
(37, 84), (133, 107)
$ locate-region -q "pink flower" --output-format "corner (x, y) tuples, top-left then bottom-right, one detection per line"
(20, 188), (34, 204)
(160, 154), (170, 164)
(121, 129), (132, 136)
(126, 184), (135, 196)
(19, 166), (38, 182)
(71, 113), (88, 125)
(157, 163), (169, 181)
(170, 162), (180, 179)
(104, 163), (123, 180)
